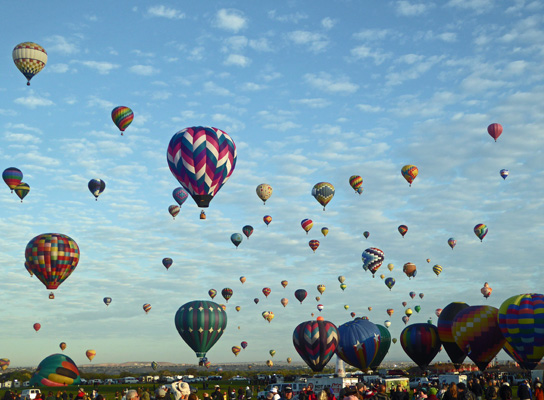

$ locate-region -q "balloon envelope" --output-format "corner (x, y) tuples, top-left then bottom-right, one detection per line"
(401, 165), (418, 186)
(336, 319), (381, 371)
(2, 167), (22, 191)
(173, 187), (189, 206)
(256, 184), (273, 204)
(437, 302), (469, 369)
(295, 289), (308, 304)
(29, 354), (81, 387)
(400, 323), (441, 370)
(88, 179), (106, 200)
(487, 123), (503, 141)
(312, 182), (335, 210)
(369, 324), (391, 370)
(86, 350), (96, 361)
(293, 318), (339, 372)
(13, 42), (47, 85)
(111, 106), (134, 134)
(162, 258), (173, 270)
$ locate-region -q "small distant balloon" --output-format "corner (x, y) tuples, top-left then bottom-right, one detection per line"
(448, 238), (457, 249)
(401, 165), (418, 186)
(321, 227), (329, 237)
(398, 225), (408, 237)
(295, 289), (308, 304)
(242, 225), (253, 239)
(349, 175), (363, 194)
(240, 276), (246, 284)
(500, 169), (509, 180)
(208, 289), (217, 299)
(59, 342), (67, 351)
(221, 288), (233, 302)
(309, 240), (320, 253)
(111, 106), (134, 135)
(301, 219), (313, 234)
(403, 262), (417, 279)
(317, 284), (326, 295)
(338, 276), (345, 284)
(312, 182), (335, 210)
(103, 297), (112, 306)
(474, 224), (488, 242)
(387, 263), (394, 272)
(86, 350), (96, 362)
(263, 215), (272, 226)
(432, 265), (442, 277)
(162, 258), (173, 270)
(143, 303), (152, 314)
(13, 42), (47, 85)
(262, 287), (271, 298)
(281, 280), (288, 288)
(173, 187), (189, 207)
(231, 233), (243, 248)
(481, 282), (492, 299)
(256, 184), (273, 204)
(168, 205), (180, 219)
(363, 231), (370, 239)
(385, 277), (395, 290)
(14, 182), (30, 202)
(2, 167), (23, 192)
(487, 123), (503, 142)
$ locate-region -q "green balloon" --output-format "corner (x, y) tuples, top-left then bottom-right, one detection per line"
(369, 324), (391, 370)
(415, 305), (421, 313)
(29, 354), (81, 387)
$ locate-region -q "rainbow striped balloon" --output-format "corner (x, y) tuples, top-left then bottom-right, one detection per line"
(167, 127), (237, 208)
(401, 323), (441, 370)
(111, 106), (134, 134)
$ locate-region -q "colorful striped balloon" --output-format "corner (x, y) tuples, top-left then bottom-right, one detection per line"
(2, 167), (23, 192)
(168, 205), (180, 219)
(498, 293), (544, 369)
(349, 175), (363, 193)
(14, 182), (30, 202)
(143, 303), (152, 314)
(336, 319), (381, 371)
(437, 302), (469, 369)
(312, 182), (335, 210)
(309, 240), (320, 253)
(401, 165), (418, 186)
(293, 317), (339, 372)
(369, 324), (391, 370)
(362, 247), (384, 277)
(400, 323), (441, 370)
(301, 219), (313, 234)
(452, 305), (505, 371)
(474, 224), (488, 242)
(111, 106), (134, 135)
(12, 42), (47, 85)
(432, 265), (443, 277)
(167, 127), (237, 208)
(24, 233), (80, 290)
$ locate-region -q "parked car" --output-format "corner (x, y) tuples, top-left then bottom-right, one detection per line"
(21, 389), (41, 400)
(409, 377), (430, 389)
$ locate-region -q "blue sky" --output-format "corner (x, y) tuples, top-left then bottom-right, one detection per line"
(1, 0), (543, 368)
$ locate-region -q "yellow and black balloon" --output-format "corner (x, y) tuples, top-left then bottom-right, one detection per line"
(29, 354), (81, 387)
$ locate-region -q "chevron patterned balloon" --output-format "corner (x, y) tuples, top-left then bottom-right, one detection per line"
(336, 319), (381, 371)
(167, 127), (237, 208)
(362, 247), (385, 277)
(498, 293), (544, 368)
(293, 317), (338, 372)
(452, 305), (505, 371)
(311, 182), (335, 210)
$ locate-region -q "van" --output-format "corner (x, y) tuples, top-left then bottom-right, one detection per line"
(123, 377), (138, 384)
(21, 389), (41, 400)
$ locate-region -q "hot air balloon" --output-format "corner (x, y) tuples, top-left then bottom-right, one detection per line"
(312, 182), (335, 210)
(500, 169), (509, 180)
(384, 320), (392, 328)
(60, 342), (67, 351)
(402, 316), (409, 325)
(387, 309), (394, 317)
(363, 231), (370, 239)
(362, 248), (385, 277)
(14, 182), (30, 202)
(338, 276), (345, 284)
(281, 280), (288, 288)
(13, 42), (47, 85)
(232, 346), (241, 357)
(266, 312), (275, 323)
(262, 288), (271, 298)
(437, 302), (470, 369)
(230, 233), (243, 248)
(256, 184), (273, 205)
(487, 123), (503, 142)
(452, 305), (506, 370)
(317, 285), (326, 295)
(474, 224), (488, 242)
(235, 306), (241, 312)
(151, 361), (158, 370)
(315, 296), (320, 302)
(309, 240), (320, 253)
(336, 319), (381, 371)
(222, 288), (233, 302)
(419, 293), (424, 299)
(208, 289), (217, 299)
(387, 264), (394, 272)
(503, 340), (537, 370)
(29, 354), (81, 387)
(379, 274), (385, 280)
(435, 309), (442, 317)
(103, 297), (112, 306)
(263, 215), (272, 226)
(405, 309), (413, 317)
(432, 265), (442, 277)
(239, 276), (246, 284)
(301, 219), (313, 234)
(266, 360), (273, 367)
(385, 277), (395, 291)
(398, 225), (408, 237)
(349, 175), (363, 194)
(242, 226), (253, 239)
(295, 289), (308, 304)
(168, 205), (180, 219)
(321, 227), (329, 237)
(344, 305), (349, 310)
(173, 187), (189, 207)
(293, 317), (339, 372)
(403, 263), (417, 279)
(254, 298), (259, 304)
(340, 283), (347, 291)
(498, 293), (544, 370)
(2, 167), (22, 192)
(415, 305), (421, 313)
(0, 359), (9, 371)
(167, 127), (237, 208)
(111, 106), (134, 135)
(25, 233), (80, 293)
(409, 292), (416, 299)
(401, 165), (418, 186)
(368, 307), (373, 312)
(400, 323), (441, 370)
(143, 303), (152, 314)
(269, 350), (276, 357)
(317, 304), (324, 312)
(174, 300), (227, 363)
(448, 238), (457, 249)
(369, 324), (391, 370)
(287, 357), (292, 364)
(426, 259), (431, 263)
(162, 258), (173, 270)
(481, 282), (492, 299)
(350, 312), (356, 318)
(86, 350), (96, 362)
(241, 341), (248, 349)
(281, 298), (289, 307)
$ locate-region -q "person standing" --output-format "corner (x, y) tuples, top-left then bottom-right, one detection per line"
(517, 381), (532, 400)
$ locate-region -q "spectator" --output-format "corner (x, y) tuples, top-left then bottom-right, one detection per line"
(343, 387), (357, 400)
(534, 383), (543, 400)
(457, 383), (475, 400)
(211, 387), (223, 400)
(375, 385), (389, 400)
(498, 384), (511, 400)
(443, 384), (458, 400)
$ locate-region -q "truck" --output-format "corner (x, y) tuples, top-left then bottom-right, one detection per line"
(306, 376), (359, 398)
(438, 374), (468, 386)
(380, 377), (409, 394)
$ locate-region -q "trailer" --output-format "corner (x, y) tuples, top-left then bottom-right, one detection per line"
(306, 377), (359, 397)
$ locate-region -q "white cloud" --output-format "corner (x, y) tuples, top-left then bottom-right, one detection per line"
(290, 98), (331, 108)
(215, 9), (247, 33)
(222, 36), (248, 52)
(249, 38), (273, 52)
(350, 45), (391, 65)
(241, 82), (266, 91)
(147, 5), (185, 19)
(47, 63), (69, 73)
(3, 133), (39, 143)
(267, 10), (308, 23)
(75, 61), (120, 74)
(353, 29), (393, 41)
(386, 55), (443, 85)
(321, 17), (336, 30)
(151, 91), (172, 101)
(263, 121), (301, 131)
(203, 82), (232, 96)
(14, 95), (54, 109)
(224, 54), (250, 67)
(357, 104), (384, 112)
(188, 47), (205, 61)
(447, 0), (494, 12)
(45, 35), (79, 54)
(129, 65), (159, 76)
(287, 31), (329, 53)
(87, 96), (114, 110)
(5, 123), (42, 135)
(304, 73), (359, 94)
(395, 1), (430, 16)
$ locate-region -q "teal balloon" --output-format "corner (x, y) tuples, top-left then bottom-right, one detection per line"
(174, 300), (228, 360)
(369, 324), (391, 369)
(29, 354), (81, 387)
(231, 233), (243, 248)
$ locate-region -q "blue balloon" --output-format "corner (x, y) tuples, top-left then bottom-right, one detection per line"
(336, 319), (381, 371)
